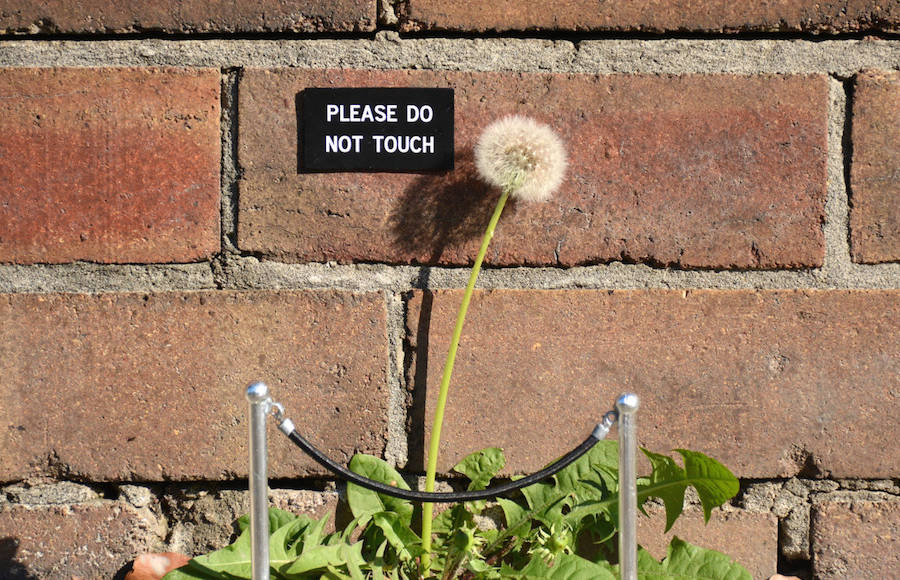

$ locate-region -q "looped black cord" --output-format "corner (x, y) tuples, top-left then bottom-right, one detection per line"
(279, 412), (616, 502)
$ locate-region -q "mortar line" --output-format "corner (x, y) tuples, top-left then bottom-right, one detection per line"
(220, 67), (241, 255)
(383, 290), (409, 467)
(0, 263), (218, 294)
(821, 77), (853, 283)
(189, 258), (900, 291)
(3, 259), (899, 294)
(0, 38), (898, 75)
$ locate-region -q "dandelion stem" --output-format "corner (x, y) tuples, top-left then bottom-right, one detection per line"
(421, 186), (511, 569)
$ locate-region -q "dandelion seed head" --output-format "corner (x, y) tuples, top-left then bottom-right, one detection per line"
(474, 115), (567, 202)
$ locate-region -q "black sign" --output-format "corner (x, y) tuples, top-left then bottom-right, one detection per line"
(298, 87), (454, 172)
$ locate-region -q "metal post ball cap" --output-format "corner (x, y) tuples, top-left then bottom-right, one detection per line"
(616, 393), (640, 414)
(246, 381), (269, 402)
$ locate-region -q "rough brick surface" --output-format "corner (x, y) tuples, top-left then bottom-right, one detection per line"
(0, 68), (220, 264)
(850, 70), (900, 264)
(166, 489), (340, 555)
(0, 502), (162, 579)
(400, 1), (900, 33)
(812, 500), (900, 579)
(0, 290), (389, 481)
(0, 1), (375, 34)
(636, 506), (777, 580)
(239, 69), (827, 269)
(407, 289), (899, 478)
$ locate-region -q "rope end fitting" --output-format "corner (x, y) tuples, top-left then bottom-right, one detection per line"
(592, 409), (619, 440)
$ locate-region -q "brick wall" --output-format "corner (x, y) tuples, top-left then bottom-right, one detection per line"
(0, 3), (898, 578)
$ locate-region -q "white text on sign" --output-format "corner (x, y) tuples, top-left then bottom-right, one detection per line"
(325, 104), (434, 124)
(324, 102), (437, 155)
(325, 135), (436, 154)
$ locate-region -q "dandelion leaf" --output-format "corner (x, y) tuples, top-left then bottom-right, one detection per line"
(346, 453), (414, 524)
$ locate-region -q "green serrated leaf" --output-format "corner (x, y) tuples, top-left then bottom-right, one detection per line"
(340, 513), (372, 543)
(234, 506), (297, 536)
(636, 545), (666, 574)
(675, 450), (740, 523)
(454, 447), (506, 491)
(338, 543), (367, 580)
(484, 443), (617, 562)
(175, 525), (253, 579)
(467, 556), (495, 573)
(371, 511), (424, 562)
(347, 454), (414, 525)
(269, 514), (314, 561)
(322, 566), (352, 580)
(505, 553), (616, 580)
(432, 504), (474, 545)
(369, 540), (388, 578)
(298, 513), (331, 555)
(497, 497), (531, 549)
(280, 543), (348, 576)
(521, 440), (618, 526)
(545, 554), (618, 580)
(641, 536), (752, 580)
(509, 554), (553, 579)
(498, 562), (526, 578)
(641, 449), (688, 532)
(569, 447), (739, 534)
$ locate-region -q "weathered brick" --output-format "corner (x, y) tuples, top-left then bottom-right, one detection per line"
(400, 1), (899, 34)
(850, 70), (900, 264)
(0, 1), (375, 34)
(812, 500), (900, 579)
(0, 68), (220, 264)
(239, 69), (827, 269)
(407, 289), (899, 478)
(0, 290), (389, 481)
(0, 502), (162, 579)
(166, 488), (340, 555)
(636, 506), (777, 580)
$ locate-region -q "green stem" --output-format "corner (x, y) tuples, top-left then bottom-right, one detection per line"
(421, 187), (511, 570)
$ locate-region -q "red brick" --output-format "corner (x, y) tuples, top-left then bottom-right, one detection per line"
(0, 502), (162, 579)
(812, 500), (900, 579)
(407, 289), (899, 478)
(0, 68), (220, 264)
(850, 70), (900, 264)
(0, 1), (375, 34)
(239, 70), (827, 269)
(636, 506), (777, 580)
(0, 290), (389, 481)
(400, 1), (899, 33)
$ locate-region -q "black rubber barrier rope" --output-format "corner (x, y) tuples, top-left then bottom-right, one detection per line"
(277, 411), (617, 503)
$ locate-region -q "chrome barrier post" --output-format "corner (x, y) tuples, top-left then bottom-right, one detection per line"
(616, 393), (639, 580)
(246, 382), (271, 580)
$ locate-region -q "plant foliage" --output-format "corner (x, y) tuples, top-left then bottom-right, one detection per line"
(163, 444), (749, 580)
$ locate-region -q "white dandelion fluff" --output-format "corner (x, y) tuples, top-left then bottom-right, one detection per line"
(474, 115), (567, 202)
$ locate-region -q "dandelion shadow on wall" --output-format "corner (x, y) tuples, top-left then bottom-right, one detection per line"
(390, 147), (520, 266)
(391, 147), (520, 470)
(0, 538), (39, 580)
